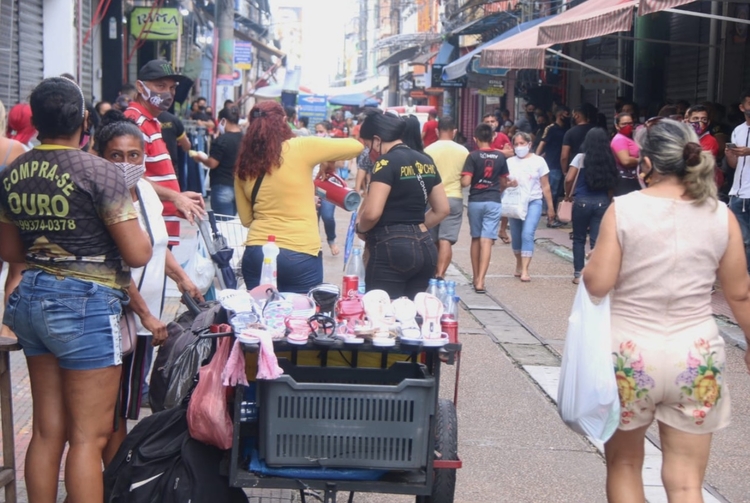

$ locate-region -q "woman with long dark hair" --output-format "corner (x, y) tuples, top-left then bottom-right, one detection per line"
(401, 114), (426, 153)
(564, 127), (619, 283)
(357, 110), (450, 298)
(235, 101), (363, 293)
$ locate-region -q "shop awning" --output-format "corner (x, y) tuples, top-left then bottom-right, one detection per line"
(410, 50), (439, 66)
(442, 16), (552, 81)
(450, 11), (515, 36)
(639, 0), (693, 16)
(536, 0), (636, 46)
(378, 46), (421, 67)
(328, 93), (380, 107)
(434, 41), (458, 66)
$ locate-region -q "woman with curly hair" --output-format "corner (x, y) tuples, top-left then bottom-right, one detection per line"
(564, 127), (619, 284)
(235, 101), (363, 293)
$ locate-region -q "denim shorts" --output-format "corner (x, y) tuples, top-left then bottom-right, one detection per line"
(4, 270), (126, 370)
(468, 200), (502, 239)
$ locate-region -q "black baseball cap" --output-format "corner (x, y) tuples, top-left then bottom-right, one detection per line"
(137, 59), (189, 85)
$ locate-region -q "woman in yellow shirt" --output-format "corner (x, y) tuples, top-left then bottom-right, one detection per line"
(235, 101), (363, 293)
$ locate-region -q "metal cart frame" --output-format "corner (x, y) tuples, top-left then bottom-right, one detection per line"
(228, 340), (462, 503)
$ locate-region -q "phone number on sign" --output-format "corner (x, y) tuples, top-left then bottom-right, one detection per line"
(17, 219), (77, 231)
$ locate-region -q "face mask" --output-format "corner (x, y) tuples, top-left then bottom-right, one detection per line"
(744, 109), (750, 118)
(690, 122), (705, 135)
(218, 120), (227, 135)
(138, 81), (173, 111)
(114, 161), (146, 189)
(368, 140), (381, 163)
(79, 128), (91, 149)
(514, 145), (530, 158)
(619, 125), (633, 138)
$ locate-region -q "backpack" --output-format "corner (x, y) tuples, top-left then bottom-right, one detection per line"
(104, 405), (248, 503)
(149, 301), (227, 412)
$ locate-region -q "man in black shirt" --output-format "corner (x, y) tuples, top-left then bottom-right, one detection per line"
(190, 96), (215, 133)
(561, 103), (596, 174)
(158, 110), (190, 176)
(189, 106), (242, 217)
(537, 105), (571, 219)
(461, 123), (510, 293)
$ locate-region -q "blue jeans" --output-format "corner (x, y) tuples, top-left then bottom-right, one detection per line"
(242, 246), (323, 294)
(572, 195), (610, 276)
(509, 199), (543, 257)
(365, 224), (437, 299)
(729, 196), (750, 273)
(544, 169), (563, 214)
(210, 183), (237, 219)
(317, 199), (336, 244)
(4, 270), (125, 370)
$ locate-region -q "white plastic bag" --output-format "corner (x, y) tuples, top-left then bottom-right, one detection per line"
(501, 186), (528, 220)
(557, 279), (620, 443)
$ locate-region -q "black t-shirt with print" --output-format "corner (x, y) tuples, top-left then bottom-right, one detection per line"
(158, 111), (186, 169)
(462, 149), (508, 203)
(0, 147), (138, 289)
(369, 144), (442, 228)
(209, 131), (243, 187)
(562, 123), (595, 159)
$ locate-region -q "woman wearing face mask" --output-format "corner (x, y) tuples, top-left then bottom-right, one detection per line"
(236, 102), (363, 292)
(506, 132), (555, 282)
(0, 78), (152, 502)
(95, 110), (203, 464)
(611, 112), (641, 196)
(190, 106), (243, 218)
(357, 110), (450, 298)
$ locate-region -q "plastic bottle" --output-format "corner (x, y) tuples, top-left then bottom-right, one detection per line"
(426, 278), (439, 296)
(443, 284), (458, 320)
(260, 235), (279, 287)
(437, 279), (448, 304)
(345, 247), (366, 294)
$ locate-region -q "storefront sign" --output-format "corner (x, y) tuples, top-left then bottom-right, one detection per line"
(471, 59), (509, 77)
(130, 8), (181, 41)
(298, 94), (328, 126)
(234, 41), (253, 70)
(467, 72), (505, 91)
(431, 64), (466, 88)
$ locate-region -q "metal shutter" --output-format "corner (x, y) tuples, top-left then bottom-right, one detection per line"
(664, 3), (710, 104)
(0, 0), (19, 106)
(79, 0), (94, 99)
(17, 0), (43, 102)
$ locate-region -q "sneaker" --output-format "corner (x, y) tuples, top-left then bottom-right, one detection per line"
(547, 219), (564, 229)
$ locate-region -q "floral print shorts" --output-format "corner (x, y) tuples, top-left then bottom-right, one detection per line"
(611, 326), (731, 433)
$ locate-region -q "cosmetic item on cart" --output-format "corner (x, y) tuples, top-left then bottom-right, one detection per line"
(344, 247), (366, 294)
(314, 173), (362, 211)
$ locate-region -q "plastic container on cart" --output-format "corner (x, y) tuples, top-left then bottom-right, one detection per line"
(426, 278), (439, 296)
(344, 247), (366, 294)
(258, 361), (436, 470)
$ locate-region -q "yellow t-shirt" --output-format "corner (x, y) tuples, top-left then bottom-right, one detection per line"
(235, 136), (364, 256)
(424, 140), (470, 199)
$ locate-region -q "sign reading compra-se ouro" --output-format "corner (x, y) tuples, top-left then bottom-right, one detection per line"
(130, 7), (182, 41)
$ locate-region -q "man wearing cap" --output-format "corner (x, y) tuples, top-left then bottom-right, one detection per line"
(125, 59), (205, 246)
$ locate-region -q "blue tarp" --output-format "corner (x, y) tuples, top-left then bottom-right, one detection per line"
(442, 16), (554, 81)
(328, 93), (380, 107)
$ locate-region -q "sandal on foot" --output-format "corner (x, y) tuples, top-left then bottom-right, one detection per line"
(499, 232), (511, 244)
(520, 275), (531, 283)
(414, 293), (449, 347)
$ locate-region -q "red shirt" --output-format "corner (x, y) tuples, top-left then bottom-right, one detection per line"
(491, 132), (511, 150)
(699, 133), (719, 158)
(422, 120), (438, 147)
(125, 102), (182, 245)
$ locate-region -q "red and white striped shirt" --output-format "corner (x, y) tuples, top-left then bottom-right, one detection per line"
(125, 101), (182, 245)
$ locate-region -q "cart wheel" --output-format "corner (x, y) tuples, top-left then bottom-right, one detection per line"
(418, 398), (458, 503)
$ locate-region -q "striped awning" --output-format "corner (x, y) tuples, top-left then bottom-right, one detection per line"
(638, 0), (695, 16)
(537, 0), (637, 46)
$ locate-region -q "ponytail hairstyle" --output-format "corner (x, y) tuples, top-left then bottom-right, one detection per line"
(95, 109), (144, 154)
(580, 128), (618, 191)
(401, 115), (424, 153)
(359, 109), (406, 142)
(635, 118), (717, 205)
(235, 101), (295, 180)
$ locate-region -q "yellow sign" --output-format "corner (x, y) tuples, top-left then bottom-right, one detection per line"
(130, 8), (182, 41)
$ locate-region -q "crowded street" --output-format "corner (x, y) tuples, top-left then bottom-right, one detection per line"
(2, 1), (750, 502)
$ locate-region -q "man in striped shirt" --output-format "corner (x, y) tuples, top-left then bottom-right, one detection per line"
(125, 59), (205, 246)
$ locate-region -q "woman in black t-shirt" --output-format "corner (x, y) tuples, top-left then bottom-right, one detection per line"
(357, 111), (450, 299)
(190, 106), (243, 218)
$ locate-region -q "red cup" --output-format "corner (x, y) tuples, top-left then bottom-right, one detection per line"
(441, 318), (458, 344)
(342, 275), (359, 297)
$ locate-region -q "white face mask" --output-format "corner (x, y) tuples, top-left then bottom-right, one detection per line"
(514, 145), (530, 158)
(114, 161), (146, 189)
(218, 119), (227, 135)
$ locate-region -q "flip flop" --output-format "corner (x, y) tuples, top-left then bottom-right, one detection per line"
(414, 292), (448, 347)
(362, 290), (395, 347)
(473, 286), (486, 294)
(520, 275), (531, 283)
(285, 316), (314, 345)
(499, 232), (511, 244)
(391, 297), (421, 343)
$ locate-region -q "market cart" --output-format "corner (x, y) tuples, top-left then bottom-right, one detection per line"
(228, 338), (462, 503)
